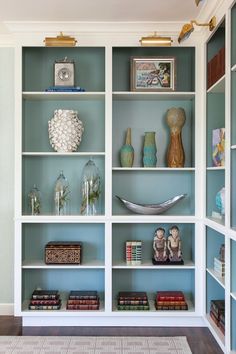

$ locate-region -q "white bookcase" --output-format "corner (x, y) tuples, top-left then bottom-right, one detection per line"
(12, 0), (236, 352)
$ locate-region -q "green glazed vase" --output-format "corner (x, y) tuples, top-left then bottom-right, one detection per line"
(143, 131), (157, 167)
(120, 128), (134, 167)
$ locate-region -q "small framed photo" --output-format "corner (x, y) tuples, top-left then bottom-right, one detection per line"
(130, 56), (176, 91)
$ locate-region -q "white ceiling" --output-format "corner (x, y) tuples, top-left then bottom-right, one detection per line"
(0, 0), (202, 22)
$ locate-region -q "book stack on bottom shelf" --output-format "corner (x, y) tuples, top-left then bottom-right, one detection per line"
(66, 291), (100, 310)
(28, 290), (61, 310)
(210, 300), (225, 334)
(155, 291), (188, 311)
(117, 291), (149, 311)
(125, 241), (142, 265)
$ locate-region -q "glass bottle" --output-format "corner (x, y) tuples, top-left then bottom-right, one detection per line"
(54, 171), (70, 215)
(80, 159), (101, 215)
(28, 184), (41, 215)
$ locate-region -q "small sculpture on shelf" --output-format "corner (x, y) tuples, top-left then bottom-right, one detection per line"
(54, 171), (70, 215)
(167, 225), (184, 264)
(166, 107), (186, 167)
(152, 227), (168, 265)
(28, 184), (42, 215)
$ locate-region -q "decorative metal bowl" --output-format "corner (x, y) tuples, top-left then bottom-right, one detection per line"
(116, 194), (186, 215)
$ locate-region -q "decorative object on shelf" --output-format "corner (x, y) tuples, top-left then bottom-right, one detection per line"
(29, 289), (61, 311)
(80, 159), (101, 215)
(143, 131), (157, 167)
(120, 127), (134, 167)
(166, 107), (186, 168)
(214, 186), (225, 218)
(152, 227), (168, 265)
(45, 242), (82, 265)
(212, 128), (225, 167)
(155, 291), (188, 310)
(54, 57), (75, 87)
(139, 32), (172, 47)
(44, 32), (77, 47)
(207, 47), (225, 89)
(48, 109), (84, 152)
(117, 291), (149, 311)
(28, 184), (42, 215)
(116, 194), (186, 215)
(167, 225), (184, 264)
(67, 291), (100, 310)
(130, 56), (176, 92)
(178, 16), (216, 43)
(54, 171), (70, 215)
(219, 244), (225, 262)
(126, 240), (142, 265)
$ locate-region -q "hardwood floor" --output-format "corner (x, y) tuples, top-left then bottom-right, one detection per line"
(0, 316), (223, 354)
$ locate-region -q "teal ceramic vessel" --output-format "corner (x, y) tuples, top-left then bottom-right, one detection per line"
(120, 128), (134, 167)
(143, 132), (157, 167)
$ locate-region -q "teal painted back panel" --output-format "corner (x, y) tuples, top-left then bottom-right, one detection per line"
(206, 170), (225, 218)
(22, 269), (105, 302)
(112, 269), (195, 302)
(113, 100), (195, 167)
(22, 156), (105, 215)
(22, 223), (105, 263)
(206, 272), (225, 313)
(23, 47), (105, 91)
(112, 223), (195, 263)
(23, 99), (105, 152)
(112, 47), (195, 92)
(206, 227), (224, 269)
(231, 4), (236, 66)
(207, 93), (225, 167)
(113, 171), (194, 215)
(231, 240), (236, 292)
(231, 298), (236, 350)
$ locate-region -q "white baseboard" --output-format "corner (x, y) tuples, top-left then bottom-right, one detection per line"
(0, 303), (14, 315)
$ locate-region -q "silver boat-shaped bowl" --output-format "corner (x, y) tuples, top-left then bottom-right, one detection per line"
(116, 194), (186, 215)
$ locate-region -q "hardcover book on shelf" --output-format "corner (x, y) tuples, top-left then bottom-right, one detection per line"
(29, 290), (61, 310)
(155, 291), (188, 311)
(68, 291), (98, 300)
(117, 291), (149, 311)
(125, 240), (142, 265)
(31, 290), (59, 300)
(67, 290), (100, 310)
(212, 128), (225, 167)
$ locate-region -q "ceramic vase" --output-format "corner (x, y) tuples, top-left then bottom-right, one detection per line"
(166, 107), (186, 168)
(120, 128), (134, 167)
(143, 131), (157, 167)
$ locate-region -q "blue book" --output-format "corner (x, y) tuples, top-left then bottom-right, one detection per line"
(45, 86), (85, 92)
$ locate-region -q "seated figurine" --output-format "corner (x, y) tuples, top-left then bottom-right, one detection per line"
(152, 227), (168, 264)
(167, 225), (184, 264)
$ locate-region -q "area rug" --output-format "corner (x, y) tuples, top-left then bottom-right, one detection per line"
(0, 336), (192, 353)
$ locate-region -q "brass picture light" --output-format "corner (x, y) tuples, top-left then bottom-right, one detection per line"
(178, 16), (216, 43)
(140, 32), (173, 46)
(195, 0), (204, 6)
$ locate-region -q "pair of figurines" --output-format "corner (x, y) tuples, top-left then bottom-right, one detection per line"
(152, 225), (184, 265)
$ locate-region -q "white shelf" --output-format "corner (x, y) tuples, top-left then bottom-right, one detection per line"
(231, 145), (236, 150)
(111, 215), (197, 223)
(207, 75), (225, 93)
(206, 166), (225, 170)
(22, 91), (105, 100)
(22, 152), (105, 156)
(231, 63), (236, 71)
(206, 268), (225, 288)
(18, 215), (107, 223)
(204, 217), (226, 233)
(112, 260), (195, 269)
(112, 91), (195, 100)
(205, 314), (225, 346)
(112, 167), (195, 171)
(230, 292), (236, 301)
(22, 260), (105, 269)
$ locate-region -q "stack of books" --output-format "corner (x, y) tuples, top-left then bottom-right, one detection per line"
(210, 299), (225, 334)
(117, 291), (149, 311)
(125, 240), (142, 265)
(66, 291), (100, 310)
(155, 291), (188, 310)
(214, 257), (225, 278)
(45, 86), (85, 92)
(28, 290), (61, 310)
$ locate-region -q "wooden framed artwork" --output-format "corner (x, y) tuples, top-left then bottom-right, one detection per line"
(130, 56), (176, 91)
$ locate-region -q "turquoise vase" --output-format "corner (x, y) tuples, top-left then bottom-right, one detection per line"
(120, 128), (134, 167)
(143, 132), (157, 167)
